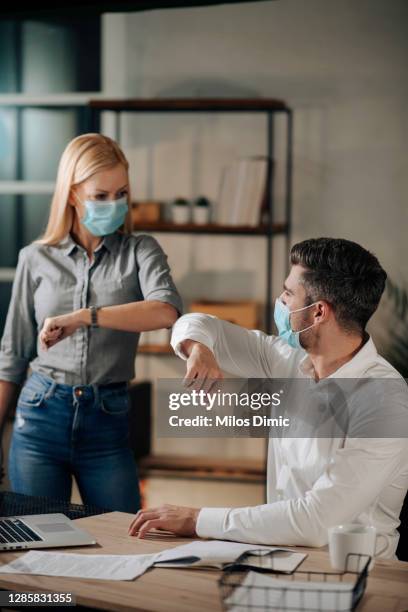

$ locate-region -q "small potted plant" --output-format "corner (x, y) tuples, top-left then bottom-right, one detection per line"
(171, 197), (191, 224)
(192, 196), (211, 225)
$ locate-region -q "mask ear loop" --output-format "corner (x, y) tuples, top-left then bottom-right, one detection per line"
(290, 300), (319, 314)
(289, 302), (320, 335)
(296, 321), (317, 335)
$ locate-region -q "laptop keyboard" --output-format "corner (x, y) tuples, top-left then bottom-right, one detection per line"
(0, 518), (43, 544)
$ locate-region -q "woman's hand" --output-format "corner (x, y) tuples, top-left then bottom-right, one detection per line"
(181, 340), (224, 392)
(39, 311), (85, 351)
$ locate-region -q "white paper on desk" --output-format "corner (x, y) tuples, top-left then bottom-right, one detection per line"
(0, 550), (158, 581)
(154, 540), (306, 573)
(225, 571), (354, 612)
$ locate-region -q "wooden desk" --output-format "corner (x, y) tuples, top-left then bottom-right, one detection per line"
(0, 512), (406, 612)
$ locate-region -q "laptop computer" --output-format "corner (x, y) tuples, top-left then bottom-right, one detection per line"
(0, 513), (96, 551)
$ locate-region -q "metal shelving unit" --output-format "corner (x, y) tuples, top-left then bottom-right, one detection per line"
(0, 94), (99, 265)
(89, 97), (293, 335)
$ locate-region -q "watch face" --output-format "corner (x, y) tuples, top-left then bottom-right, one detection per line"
(91, 307), (98, 327)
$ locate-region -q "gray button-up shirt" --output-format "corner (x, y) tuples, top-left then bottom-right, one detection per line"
(0, 231), (183, 386)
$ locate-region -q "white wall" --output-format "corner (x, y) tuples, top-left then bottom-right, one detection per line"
(102, 0), (408, 458)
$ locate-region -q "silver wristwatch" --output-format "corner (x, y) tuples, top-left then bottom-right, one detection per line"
(90, 305), (99, 329)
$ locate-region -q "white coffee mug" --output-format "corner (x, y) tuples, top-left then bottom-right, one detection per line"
(328, 524), (387, 572)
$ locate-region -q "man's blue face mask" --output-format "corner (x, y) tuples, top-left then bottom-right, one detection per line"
(80, 197), (128, 236)
(273, 298), (319, 349)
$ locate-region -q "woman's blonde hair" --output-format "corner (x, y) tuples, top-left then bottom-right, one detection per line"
(37, 133), (132, 245)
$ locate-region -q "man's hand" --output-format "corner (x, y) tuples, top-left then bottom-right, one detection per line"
(39, 310), (87, 351)
(127, 504), (200, 539)
(181, 340), (224, 392)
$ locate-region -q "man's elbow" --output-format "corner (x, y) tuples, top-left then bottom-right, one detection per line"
(286, 499), (330, 548)
(275, 527), (327, 549)
(301, 531), (328, 548)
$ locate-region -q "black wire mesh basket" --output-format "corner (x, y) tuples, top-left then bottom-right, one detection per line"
(219, 550), (370, 612)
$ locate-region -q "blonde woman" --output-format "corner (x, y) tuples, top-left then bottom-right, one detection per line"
(0, 133), (182, 512)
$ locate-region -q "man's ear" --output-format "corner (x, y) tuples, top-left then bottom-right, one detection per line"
(316, 301), (330, 323)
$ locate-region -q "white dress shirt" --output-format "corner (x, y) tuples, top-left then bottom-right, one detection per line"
(171, 313), (408, 558)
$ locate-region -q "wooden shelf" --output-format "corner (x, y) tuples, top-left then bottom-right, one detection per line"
(89, 97), (289, 113)
(0, 268), (16, 282)
(138, 344), (174, 355)
(133, 221), (287, 235)
(0, 92), (101, 107)
(90, 95), (292, 339)
(0, 181), (55, 194)
(139, 454), (266, 483)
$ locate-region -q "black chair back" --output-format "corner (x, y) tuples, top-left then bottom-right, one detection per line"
(397, 490), (408, 561)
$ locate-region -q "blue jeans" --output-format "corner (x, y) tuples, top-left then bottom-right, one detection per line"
(8, 371), (141, 513)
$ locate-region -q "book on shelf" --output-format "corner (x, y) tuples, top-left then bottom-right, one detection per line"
(217, 156), (272, 227)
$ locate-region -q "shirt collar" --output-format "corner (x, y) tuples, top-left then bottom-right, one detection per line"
(58, 232), (120, 256)
(297, 334), (378, 379)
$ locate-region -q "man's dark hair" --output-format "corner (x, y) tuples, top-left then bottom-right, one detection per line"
(290, 238), (387, 333)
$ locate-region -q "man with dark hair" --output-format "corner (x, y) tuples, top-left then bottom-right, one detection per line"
(128, 238), (408, 558)
(289, 238), (387, 334)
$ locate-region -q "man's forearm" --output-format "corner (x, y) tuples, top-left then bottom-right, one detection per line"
(171, 313), (218, 359)
(179, 339), (206, 358)
(171, 313), (272, 378)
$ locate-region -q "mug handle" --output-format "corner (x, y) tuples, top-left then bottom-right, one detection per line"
(375, 534), (388, 557)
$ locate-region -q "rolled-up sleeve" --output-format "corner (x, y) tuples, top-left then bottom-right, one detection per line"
(171, 313), (294, 378)
(0, 247), (37, 385)
(136, 235), (183, 318)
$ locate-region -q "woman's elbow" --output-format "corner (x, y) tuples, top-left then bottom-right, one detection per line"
(160, 303), (179, 328)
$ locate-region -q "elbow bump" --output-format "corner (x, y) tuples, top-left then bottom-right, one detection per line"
(163, 304), (179, 327)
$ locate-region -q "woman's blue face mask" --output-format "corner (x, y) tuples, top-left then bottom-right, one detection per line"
(273, 298), (319, 349)
(80, 197), (128, 236)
